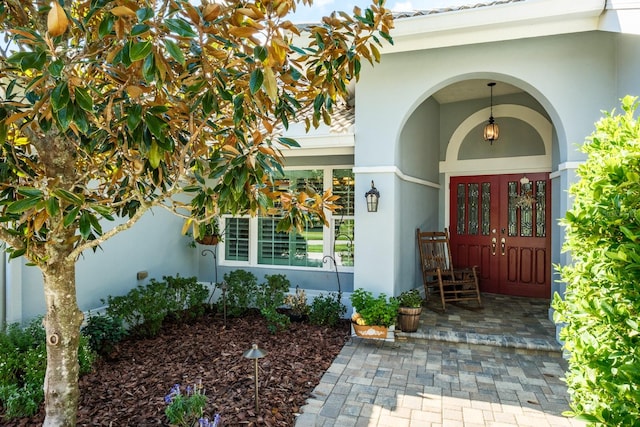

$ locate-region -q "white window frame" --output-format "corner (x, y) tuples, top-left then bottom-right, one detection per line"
(218, 165), (355, 272)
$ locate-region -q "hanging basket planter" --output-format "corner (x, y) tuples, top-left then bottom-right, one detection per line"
(195, 235), (219, 245)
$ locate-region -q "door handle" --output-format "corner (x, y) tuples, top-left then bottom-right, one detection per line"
(501, 237), (506, 256)
(491, 237), (497, 256)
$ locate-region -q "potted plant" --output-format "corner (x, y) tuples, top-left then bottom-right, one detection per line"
(349, 288), (399, 339)
(194, 218), (222, 246)
(284, 286), (310, 322)
(396, 289), (423, 332)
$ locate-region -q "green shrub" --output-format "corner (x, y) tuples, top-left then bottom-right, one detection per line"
(0, 317), (96, 420)
(81, 314), (127, 356)
(0, 383), (42, 419)
(104, 279), (171, 338)
(397, 289), (423, 308)
(104, 275), (209, 338)
(164, 275), (209, 322)
(223, 269), (258, 317)
(256, 274), (290, 334)
(553, 96), (640, 425)
(309, 292), (346, 327)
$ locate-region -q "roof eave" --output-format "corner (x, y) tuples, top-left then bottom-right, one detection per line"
(385, 0), (606, 54)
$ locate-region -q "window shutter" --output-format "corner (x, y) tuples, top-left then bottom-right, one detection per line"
(225, 218), (249, 261)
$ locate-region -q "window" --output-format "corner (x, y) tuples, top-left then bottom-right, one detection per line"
(220, 167), (355, 270)
(224, 217), (249, 262)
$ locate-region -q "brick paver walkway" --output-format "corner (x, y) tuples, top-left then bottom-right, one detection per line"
(295, 295), (585, 427)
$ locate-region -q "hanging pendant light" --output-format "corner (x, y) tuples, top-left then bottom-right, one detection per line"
(483, 82), (499, 144)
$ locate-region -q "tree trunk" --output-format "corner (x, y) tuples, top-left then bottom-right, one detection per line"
(41, 257), (84, 427)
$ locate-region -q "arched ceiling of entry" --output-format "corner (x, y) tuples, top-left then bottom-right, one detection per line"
(432, 79), (523, 104)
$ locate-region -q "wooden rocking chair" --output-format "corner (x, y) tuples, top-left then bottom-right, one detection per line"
(416, 228), (482, 311)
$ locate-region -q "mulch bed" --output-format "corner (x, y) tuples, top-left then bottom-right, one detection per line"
(7, 312), (351, 426)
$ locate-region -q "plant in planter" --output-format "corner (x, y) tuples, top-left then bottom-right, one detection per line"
(349, 288), (399, 339)
(193, 218), (222, 246)
(396, 289), (423, 333)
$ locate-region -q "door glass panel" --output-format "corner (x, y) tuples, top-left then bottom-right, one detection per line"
(457, 183), (466, 235)
(520, 181), (533, 237)
(536, 180), (546, 237)
(468, 183), (479, 235)
(508, 181), (518, 236)
(481, 182), (491, 235)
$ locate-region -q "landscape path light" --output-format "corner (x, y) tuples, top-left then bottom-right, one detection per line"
(243, 343), (267, 412)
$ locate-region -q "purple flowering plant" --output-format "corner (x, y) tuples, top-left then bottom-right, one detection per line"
(164, 382), (220, 427)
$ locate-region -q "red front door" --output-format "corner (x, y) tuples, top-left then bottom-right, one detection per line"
(449, 173), (551, 298)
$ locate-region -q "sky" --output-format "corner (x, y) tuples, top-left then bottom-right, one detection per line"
(290, 0), (474, 23)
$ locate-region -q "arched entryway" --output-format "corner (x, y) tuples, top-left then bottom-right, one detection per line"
(438, 82), (554, 298)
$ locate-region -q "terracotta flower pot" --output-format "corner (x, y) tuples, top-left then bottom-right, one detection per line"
(397, 306), (422, 332)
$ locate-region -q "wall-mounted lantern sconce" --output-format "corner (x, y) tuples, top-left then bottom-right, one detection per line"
(243, 344), (267, 412)
(365, 180), (380, 212)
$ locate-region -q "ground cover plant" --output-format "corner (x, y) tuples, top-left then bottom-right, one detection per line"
(0, 1), (393, 424)
(554, 96), (640, 425)
(0, 318), (94, 420)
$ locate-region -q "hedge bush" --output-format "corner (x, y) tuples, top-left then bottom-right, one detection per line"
(103, 275), (207, 338)
(0, 317), (94, 420)
(553, 96), (640, 425)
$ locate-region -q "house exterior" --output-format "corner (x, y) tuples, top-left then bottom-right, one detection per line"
(2, 0), (640, 330)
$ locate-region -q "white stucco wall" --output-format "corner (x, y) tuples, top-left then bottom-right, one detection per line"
(6, 207), (198, 323)
(353, 30), (627, 298)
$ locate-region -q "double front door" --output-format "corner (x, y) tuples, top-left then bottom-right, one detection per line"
(449, 173), (551, 298)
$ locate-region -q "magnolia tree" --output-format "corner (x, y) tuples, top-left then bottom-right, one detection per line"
(0, 0), (394, 424)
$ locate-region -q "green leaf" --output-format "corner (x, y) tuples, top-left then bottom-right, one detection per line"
(98, 15), (114, 38)
(142, 53), (155, 82)
(88, 211), (103, 234)
(45, 198), (60, 218)
(63, 206), (80, 227)
(254, 45), (268, 62)
(54, 188), (84, 205)
(278, 137), (300, 148)
(148, 142), (161, 168)
(9, 248), (26, 260)
(17, 187), (43, 198)
(55, 105), (74, 131)
(163, 40), (185, 66)
(51, 82), (70, 112)
(6, 196), (42, 214)
(73, 110), (89, 134)
(129, 41), (152, 62)
(136, 7), (154, 22)
(7, 51), (46, 71)
(79, 211), (91, 239)
(127, 104), (142, 130)
(165, 18), (197, 38)
(131, 24), (150, 36)
(144, 113), (167, 141)
(48, 60), (64, 77)
(249, 69), (263, 95)
(74, 87), (93, 112)
(201, 92), (218, 116)
(91, 204), (114, 220)
(379, 30), (394, 46)
(313, 94), (324, 112)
